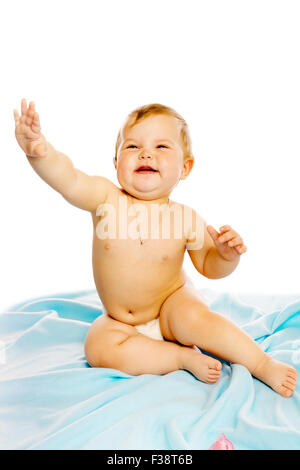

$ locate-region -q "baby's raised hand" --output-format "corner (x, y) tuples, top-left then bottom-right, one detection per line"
(207, 225), (247, 261)
(13, 98), (47, 157)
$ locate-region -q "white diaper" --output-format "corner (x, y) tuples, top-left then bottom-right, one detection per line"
(135, 317), (165, 341)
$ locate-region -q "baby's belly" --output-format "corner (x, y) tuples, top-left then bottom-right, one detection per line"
(93, 267), (186, 325)
(92, 239), (187, 325)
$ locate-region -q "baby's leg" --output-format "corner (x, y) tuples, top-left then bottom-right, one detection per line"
(159, 286), (298, 397)
(84, 313), (221, 383)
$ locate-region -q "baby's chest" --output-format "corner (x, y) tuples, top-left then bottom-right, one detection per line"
(92, 200), (188, 243)
(93, 236), (186, 266)
(91, 198), (189, 265)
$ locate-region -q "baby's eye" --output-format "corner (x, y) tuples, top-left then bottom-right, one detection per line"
(157, 145), (168, 149)
(127, 145), (138, 149)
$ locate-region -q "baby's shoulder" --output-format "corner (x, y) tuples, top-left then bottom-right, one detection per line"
(95, 182), (122, 208)
(174, 202), (206, 250)
(173, 201), (206, 222)
(92, 181), (122, 220)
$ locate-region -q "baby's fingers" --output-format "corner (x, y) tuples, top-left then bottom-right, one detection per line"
(236, 245), (247, 254)
(13, 109), (20, 125)
(21, 98), (27, 116)
(228, 236), (243, 247)
(24, 101), (35, 126)
(28, 101), (42, 134)
(19, 99), (33, 126)
(31, 111), (41, 134)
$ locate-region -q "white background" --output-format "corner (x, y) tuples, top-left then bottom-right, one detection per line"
(1, 0), (299, 312)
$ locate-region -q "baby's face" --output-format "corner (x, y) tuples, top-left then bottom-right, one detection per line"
(114, 114), (193, 201)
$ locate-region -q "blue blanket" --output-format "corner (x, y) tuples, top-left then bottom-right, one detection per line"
(1, 287), (300, 450)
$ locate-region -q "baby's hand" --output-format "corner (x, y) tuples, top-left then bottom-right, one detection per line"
(207, 225), (247, 261)
(13, 98), (47, 157)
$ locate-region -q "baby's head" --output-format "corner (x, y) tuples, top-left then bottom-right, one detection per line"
(113, 104), (194, 201)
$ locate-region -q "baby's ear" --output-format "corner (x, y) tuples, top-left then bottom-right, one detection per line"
(180, 157), (194, 180)
(113, 157), (117, 170)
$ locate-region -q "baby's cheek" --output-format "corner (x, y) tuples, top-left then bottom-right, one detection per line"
(162, 165), (182, 183)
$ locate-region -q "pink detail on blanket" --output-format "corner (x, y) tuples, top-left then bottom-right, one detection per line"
(209, 433), (234, 450)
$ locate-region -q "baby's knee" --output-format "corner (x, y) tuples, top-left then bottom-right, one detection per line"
(84, 329), (130, 369)
(185, 303), (213, 326)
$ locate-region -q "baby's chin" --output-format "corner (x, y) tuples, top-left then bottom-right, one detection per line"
(117, 172), (180, 201)
(123, 188), (166, 201)
(119, 183), (169, 201)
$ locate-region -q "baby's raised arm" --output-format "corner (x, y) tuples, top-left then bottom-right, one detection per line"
(13, 99), (112, 212)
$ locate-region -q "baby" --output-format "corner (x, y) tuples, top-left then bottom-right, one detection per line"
(14, 98), (297, 397)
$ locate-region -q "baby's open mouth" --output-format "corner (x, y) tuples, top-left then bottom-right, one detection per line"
(135, 165), (159, 174)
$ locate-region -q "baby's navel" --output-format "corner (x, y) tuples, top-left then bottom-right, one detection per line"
(104, 243), (110, 250)
(162, 255), (168, 261)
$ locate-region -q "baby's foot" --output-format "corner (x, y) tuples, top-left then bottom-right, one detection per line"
(252, 355), (298, 397)
(180, 347), (222, 383)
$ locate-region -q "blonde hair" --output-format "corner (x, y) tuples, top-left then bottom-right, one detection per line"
(114, 103), (193, 163)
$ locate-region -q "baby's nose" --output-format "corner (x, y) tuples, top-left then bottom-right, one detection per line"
(139, 151), (152, 159)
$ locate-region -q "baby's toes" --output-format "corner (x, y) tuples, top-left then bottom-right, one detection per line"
(285, 375), (297, 387)
(287, 368), (298, 381)
(208, 366), (221, 380)
(274, 378), (296, 397)
(283, 378), (297, 392)
(284, 368), (298, 391)
(207, 358), (222, 371)
(276, 384), (293, 398)
(207, 371), (221, 384)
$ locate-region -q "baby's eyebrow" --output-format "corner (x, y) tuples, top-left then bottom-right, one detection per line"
(123, 138), (174, 144)
(154, 138), (174, 144)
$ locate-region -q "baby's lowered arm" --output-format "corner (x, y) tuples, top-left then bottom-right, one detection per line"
(14, 99), (111, 212)
(187, 213), (215, 277)
(188, 214), (240, 279)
